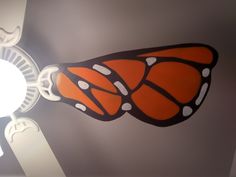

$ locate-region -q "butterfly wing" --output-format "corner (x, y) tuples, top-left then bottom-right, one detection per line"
(124, 43), (217, 126)
(39, 43), (218, 126)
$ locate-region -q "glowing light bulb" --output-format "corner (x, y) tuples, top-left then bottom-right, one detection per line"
(0, 59), (27, 118)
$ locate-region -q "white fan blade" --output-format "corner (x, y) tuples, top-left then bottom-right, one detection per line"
(5, 118), (66, 177)
(230, 149), (236, 177)
(0, 143), (3, 157)
(0, 0), (27, 47)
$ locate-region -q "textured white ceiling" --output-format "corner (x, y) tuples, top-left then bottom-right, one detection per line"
(0, 0), (236, 177)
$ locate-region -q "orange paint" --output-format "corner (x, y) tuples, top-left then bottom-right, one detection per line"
(132, 84), (179, 120)
(91, 88), (122, 116)
(103, 60), (145, 89)
(139, 47), (213, 64)
(68, 67), (117, 93)
(147, 62), (201, 103)
(56, 73), (104, 115)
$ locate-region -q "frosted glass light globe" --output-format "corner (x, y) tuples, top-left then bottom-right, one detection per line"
(0, 59), (27, 117)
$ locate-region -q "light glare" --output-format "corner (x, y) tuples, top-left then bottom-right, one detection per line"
(0, 59), (27, 117)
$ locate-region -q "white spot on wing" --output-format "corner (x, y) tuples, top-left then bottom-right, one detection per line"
(122, 103), (132, 111)
(78, 80), (89, 90)
(114, 81), (128, 95)
(146, 57), (157, 66)
(93, 64), (111, 75)
(183, 106), (193, 117)
(195, 83), (209, 105)
(202, 68), (210, 77)
(75, 103), (86, 111)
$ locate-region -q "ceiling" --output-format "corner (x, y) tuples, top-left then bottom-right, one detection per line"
(0, 0), (236, 177)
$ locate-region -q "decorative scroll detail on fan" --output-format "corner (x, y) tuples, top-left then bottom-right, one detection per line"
(5, 118), (40, 143)
(0, 26), (21, 47)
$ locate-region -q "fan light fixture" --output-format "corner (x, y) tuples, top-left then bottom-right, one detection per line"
(0, 0), (66, 176)
(0, 59), (27, 117)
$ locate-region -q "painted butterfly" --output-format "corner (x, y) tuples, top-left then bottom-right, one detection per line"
(38, 43), (218, 127)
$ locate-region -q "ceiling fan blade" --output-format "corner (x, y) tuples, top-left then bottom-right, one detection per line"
(5, 117), (66, 177)
(0, 0), (27, 47)
(37, 43), (218, 127)
(0, 143), (3, 157)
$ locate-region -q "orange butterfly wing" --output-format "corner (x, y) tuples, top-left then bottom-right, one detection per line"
(43, 43), (217, 126)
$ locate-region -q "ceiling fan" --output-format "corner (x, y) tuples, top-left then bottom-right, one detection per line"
(0, 0), (218, 177)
